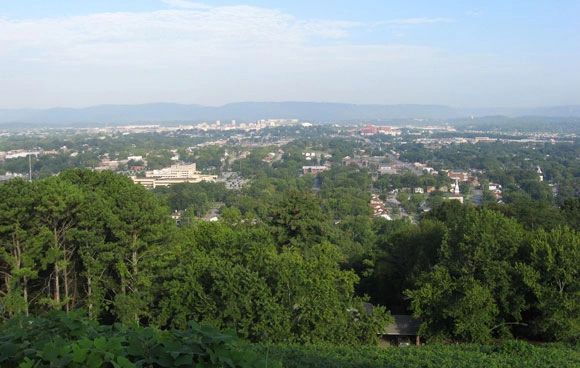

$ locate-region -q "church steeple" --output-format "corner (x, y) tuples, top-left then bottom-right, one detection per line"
(537, 166), (543, 182)
(453, 178), (460, 194)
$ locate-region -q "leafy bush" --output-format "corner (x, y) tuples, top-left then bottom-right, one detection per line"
(255, 341), (580, 368)
(0, 312), (276, 368)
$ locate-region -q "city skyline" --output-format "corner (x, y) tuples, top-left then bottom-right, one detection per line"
(1, 0), (579, 109)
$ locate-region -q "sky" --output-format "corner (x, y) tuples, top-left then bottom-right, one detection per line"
(0, 0), (579, 109)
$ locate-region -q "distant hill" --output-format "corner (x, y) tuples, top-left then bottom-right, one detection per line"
(452, 115), (580, 133)
(1, 102), (579, 127)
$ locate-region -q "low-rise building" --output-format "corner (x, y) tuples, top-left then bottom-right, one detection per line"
(302, 166), (329, 175)
(131, 163), (217, 188)
(360, 125), (401, 136)
(448, 171), (469, 182)
(447, 195), (464, 204)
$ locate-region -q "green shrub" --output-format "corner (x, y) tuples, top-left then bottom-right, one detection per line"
(0, 312), (277, 368)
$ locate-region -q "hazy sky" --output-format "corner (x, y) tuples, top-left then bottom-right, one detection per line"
(1, 0), (579, 108)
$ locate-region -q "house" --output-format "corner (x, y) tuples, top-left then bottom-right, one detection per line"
(262, 152), (276, 163)
(414, 187), (424, 194)
(447, 171), (469, 182)
(302, 166), (328, 175)
(127, 155), (143, 162)
(342, 156), (353, 166)
(381, 315), (422, 346)
(414, 162), (426, 169)
(362, 304), (422, 346)
(424, 167), (438, 175)
(379, 166), (398, 175)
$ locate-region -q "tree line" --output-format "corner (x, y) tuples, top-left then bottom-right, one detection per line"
(1, 169), (578, 344)
(0, 170), (387, 344)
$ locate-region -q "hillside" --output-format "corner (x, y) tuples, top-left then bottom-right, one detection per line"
(1, 102), (580, 126)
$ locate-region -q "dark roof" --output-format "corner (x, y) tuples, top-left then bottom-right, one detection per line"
(383, 315), (421, 336)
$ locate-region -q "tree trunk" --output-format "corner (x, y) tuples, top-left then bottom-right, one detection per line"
(72, 269), (79, 311)
(132, 249), (138, 292)
(54, 228), (61, 306)
(3, 272), (10, 293)
(63, 264), (70, 312)
(132, 232), (139, 324)
(132, 232), (138, 291)
(23, 277), (29, 316)
(54, 263), (61, 305)
(87, 275), (93, 318)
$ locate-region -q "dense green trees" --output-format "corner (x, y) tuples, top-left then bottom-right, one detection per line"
(518, 227), (579, 341)
(153, 182), (229, 217)
(0, 171), (173, 323)
(0, 170), (388, 345)
(367, 219), (445, 312)
(395, 203), (579, 343)
(0, 179), (40, 317)
(1, 167), (578, 346)
(355, 198), (580, 343)
(155, 222), (387, 344)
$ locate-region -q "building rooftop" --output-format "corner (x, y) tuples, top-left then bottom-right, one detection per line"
(383, 315), (422, 336)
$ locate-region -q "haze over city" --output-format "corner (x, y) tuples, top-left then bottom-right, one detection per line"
(1, 0), (579, 109)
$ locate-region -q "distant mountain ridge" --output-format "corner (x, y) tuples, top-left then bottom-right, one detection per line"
(1, 102), (579, 126)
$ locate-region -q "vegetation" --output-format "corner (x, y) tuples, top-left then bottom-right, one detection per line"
(4, 312), (577, 367)
(0, 170), (388, 345)
(0, 312), (272, 368)
(395, 141), (579, 204)
(1, 168), (578, 346)
(255, 341), (580, 368)
(1, 131), (578, 365)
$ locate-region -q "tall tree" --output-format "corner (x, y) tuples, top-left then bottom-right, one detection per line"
(0, 180), (41, 317)
(407, 208), (528, 341)
(518, 227), (579, 342)
(34, 177), (84, 312)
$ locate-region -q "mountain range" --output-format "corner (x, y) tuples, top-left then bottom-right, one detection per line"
(1, 102), (580, 127)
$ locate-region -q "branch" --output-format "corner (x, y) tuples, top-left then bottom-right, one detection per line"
(490, 322), (528, 331)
